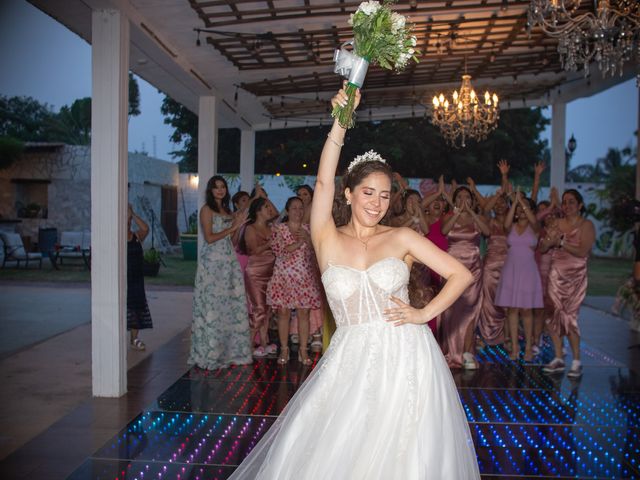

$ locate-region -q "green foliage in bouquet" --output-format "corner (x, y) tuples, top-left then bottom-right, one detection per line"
(333, 0), (419, 128)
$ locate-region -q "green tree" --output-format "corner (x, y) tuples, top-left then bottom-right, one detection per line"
(253, 108), (549, 184)
(596, 147), (636, 233)
(161, 96), (198, 172)
(0, 136), (25, 170)
(47, 97), (92, 145)
(159, 95), (549, 181)
(129, 73), (141, 118)
(0, 95), (55, 141)
(160, 95), (240, 173)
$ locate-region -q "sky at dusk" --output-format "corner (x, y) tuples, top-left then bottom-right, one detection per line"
(1, 0), (637, 170)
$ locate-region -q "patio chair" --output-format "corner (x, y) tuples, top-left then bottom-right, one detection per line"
(50, 231), (91, 270)
(0, 232), (43, 269)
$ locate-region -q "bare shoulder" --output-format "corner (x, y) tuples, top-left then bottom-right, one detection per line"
(580, 218), (595, 233)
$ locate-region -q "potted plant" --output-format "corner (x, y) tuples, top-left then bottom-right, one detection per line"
(179, 211), (198, 261)
(24, 202), (41, 218)
(143, 248), (161, 276)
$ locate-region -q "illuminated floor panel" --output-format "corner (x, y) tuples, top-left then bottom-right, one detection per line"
(68, 459), (235, 480)
(67, 338), (640, 479)
(91, 413), (275, 467)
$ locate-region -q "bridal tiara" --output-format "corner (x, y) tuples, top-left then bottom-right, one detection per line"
(347, 150), (386, 173)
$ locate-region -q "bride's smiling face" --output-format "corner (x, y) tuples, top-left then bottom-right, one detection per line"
(345, 172), (391, 227)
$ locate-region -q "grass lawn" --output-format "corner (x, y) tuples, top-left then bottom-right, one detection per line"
(587, 256), (631, 297)
(0, 253), (631, 296)
(0, 253), (196, 287)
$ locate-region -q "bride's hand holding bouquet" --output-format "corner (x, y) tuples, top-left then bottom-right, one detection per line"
(332, 0), (419, 128)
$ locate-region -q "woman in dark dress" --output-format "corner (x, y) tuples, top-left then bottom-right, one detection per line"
(127, 204), (152, 350)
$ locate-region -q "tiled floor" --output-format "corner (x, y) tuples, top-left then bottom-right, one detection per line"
(2, 304), (639, 479)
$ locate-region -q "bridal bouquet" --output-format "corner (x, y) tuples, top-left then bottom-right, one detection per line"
(332, 0), (418, 128)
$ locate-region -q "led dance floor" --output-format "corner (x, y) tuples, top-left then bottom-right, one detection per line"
(68, 341), (640, 479)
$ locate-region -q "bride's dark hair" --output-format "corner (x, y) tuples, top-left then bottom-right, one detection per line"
(333, 159), (393, 227)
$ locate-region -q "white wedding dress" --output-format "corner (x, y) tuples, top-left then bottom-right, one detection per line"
(230, 257), (480, 479)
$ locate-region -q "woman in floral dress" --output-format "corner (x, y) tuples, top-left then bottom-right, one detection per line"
(267, 196), (322, 365)
(189, 175), (252, 370)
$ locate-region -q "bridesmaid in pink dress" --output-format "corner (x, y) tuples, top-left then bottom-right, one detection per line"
(241, 197), (278, 357)
(267, 197), (322, 366)
(494, 192), (543, 361)
(441, 186), (490, 369)
(389, 184), (435, 333)
(478, 192), (509, 346)
(422, 176), (450, 336)
(540, 189), (595, 379)
(232, 191), (251, 273)
(532, 190), (560, 354)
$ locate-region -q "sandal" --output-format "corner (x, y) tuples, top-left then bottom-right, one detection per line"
(310, 334), (323, 352)
(277, 346), (289, 365)
(298, 349), (313, 366)
(131, 338), (146, 351)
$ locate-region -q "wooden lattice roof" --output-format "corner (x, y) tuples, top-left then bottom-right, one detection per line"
(187, 0), (610, 123)
(30, 0), (636, 129)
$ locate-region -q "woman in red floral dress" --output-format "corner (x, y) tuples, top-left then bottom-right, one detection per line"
(267, 196), (322, 366)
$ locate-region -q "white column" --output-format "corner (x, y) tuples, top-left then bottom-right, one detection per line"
(240, 129), (256, 192)
(197, 96), (218, 255)
(91, 9), (129, 397)
(550, 102), (566, 193)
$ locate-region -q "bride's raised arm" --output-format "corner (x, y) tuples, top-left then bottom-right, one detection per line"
(310, 86), (361, 253)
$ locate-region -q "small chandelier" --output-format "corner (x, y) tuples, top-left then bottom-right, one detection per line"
(431, 74), (500, 148)
(527, 0), (640, 78)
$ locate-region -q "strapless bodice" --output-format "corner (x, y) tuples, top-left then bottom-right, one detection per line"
(321, 257), (410, 327)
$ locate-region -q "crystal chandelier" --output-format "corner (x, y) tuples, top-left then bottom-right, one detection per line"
(431, 74), (500, 148)
(527, 0), (640, 78)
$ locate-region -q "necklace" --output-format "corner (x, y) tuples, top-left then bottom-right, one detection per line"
(348, 224), (374, 251)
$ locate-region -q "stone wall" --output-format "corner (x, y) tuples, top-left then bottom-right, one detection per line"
(0, 145), (179, 253)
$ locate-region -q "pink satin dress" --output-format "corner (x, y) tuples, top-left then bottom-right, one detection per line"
(547, 226), (588, 337)
(441, 222), (483, 368)
(535, 228), (554, 315)
(425, 217), (449, 286)
(244, 227), (276, 331)
(478, 220), (507, 345)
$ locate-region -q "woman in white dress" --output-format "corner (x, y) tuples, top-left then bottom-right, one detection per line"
(229, 86), (480, 479)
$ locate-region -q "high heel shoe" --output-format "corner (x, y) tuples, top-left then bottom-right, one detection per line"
(298, 348), (313, 366)
(277, 346), (289, 365)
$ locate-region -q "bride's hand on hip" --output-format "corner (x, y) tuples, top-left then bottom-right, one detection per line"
(384, 296), (427, 326)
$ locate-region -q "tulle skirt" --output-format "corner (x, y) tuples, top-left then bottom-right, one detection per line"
(229, 320), (480, 479)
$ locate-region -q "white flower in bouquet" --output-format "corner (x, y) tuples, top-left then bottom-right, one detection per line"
(391, 12), (406, 33)
(332, 0), (420, 128)
(358, 1), (381, 16)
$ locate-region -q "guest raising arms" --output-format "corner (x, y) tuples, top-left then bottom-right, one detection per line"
(188, 175), (251, 370)
(477, 188), (509, 346)
(297, 184), (314, 225)
(240, 197), (279, 358)
(494, 190), (544, 361)
(127, 204), (152, 351)
(423, 175), (451, 285)
(267, 196), (322, 366)
(441, 186), (490, 369)
(390, 178), (430, 235)
(533, 187), (561, 354)
(541, 189), (595, 378)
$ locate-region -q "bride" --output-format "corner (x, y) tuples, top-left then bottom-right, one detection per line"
(229, 86), (480, 479)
